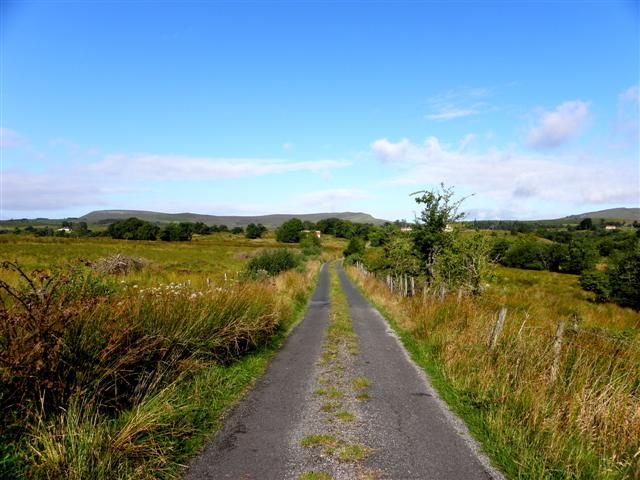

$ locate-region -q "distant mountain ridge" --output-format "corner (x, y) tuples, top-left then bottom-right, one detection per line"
(80, 210), (387, 228)
(558, 207), (640, 222)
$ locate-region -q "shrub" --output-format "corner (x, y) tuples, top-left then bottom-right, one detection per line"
(579, 270), (610, 303)
(245, 223), (267, 239)
(343, 237), (365, 258)
(607, 242), (640, 310)
(106, 218), (160, 240)
(244, 249), (300, 277)
(300, 233), (321, 257)
(276, 218), (304, 243)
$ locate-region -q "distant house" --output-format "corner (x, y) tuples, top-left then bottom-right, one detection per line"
(301, 230), (322, 238)
(400, 227), (412, 233)
(604, 225), (618, 231)
(57, 227), (72, 233)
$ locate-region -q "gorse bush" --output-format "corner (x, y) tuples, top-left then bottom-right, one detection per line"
(244, 249), (300, 277)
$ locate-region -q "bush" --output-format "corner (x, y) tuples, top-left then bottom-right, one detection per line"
(245, 223), (267, 239)
(160, 223), (193, 241)
(579, 270), (610, 303)
(275, 218), (304, 243)
(106, 218), (160, 240)
(343, 237), (365, 258)
(300, 233), (321, 257)
(502, 237), (549, 270)
(607, 242), (640, 310)
(244, 249), (300, 277)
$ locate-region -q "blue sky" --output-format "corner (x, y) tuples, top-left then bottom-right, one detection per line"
(1, 0), (638, 221)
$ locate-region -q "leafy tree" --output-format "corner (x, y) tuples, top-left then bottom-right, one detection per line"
(77, 221), (90, 236)
(384, 236), (421, 276)
(343, 237), (365, 258)
(192, 222), (210, 235)
(577, 218), (594, 231)
(159, 223), (193, 241)
(231, 226), (244, 235)
(276, 218), (304, 243)
(107, 218), (160, 240)
(433, 232), (493, 295)
(607, 241), (640, 310)
(411, 184), (466, 275)
(579, 270), (610, 303)
(245, 223), (267, 239)
(502, 237), (549, 270)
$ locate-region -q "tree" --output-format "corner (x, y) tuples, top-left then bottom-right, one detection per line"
(343, 237), (365, 258)
(159, 223), (193, 241)
(607, 240), (640, 310)
(231, 226), (244, 235)
(276, 218), (304, 243)
(245, 223), (267, 239)
(107, 218), (159, 240)
(577, 218), (594, 231)
(433, 232), (493, 295)
(411, 184), (466, 276)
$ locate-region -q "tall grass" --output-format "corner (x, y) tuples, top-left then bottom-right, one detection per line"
(1, 258), (319, 478)
(347, 265), (640, 479)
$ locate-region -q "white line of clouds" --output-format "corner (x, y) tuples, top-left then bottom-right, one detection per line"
(371, 136), (639, 207)
(90, 154), (350, 180)
(526, 100), (590, 148)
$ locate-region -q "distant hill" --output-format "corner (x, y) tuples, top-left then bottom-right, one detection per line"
(558, 207), (640, 222)
(79, 210), (387, 228)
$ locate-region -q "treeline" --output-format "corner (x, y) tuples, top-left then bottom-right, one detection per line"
(105, 218), (269, 241)
(3, 218), (269, 242)
(468, 217), (638, 233)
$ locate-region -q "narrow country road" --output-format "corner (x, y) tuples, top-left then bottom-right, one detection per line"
(184, 263), (503, 480)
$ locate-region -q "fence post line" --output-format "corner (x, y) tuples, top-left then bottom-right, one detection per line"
(550, 320), (565, 383)
(489, 307), (507, 349)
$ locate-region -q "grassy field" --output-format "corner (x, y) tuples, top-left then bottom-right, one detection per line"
(0, 232), (346, 287)
(347, 264), (639, 479)
(0, 233), (345, 479)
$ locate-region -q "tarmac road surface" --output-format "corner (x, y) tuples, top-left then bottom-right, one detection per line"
(184, 263), (503, 480)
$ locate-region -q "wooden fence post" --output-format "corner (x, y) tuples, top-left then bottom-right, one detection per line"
(438, 283), (446, 302)
(489, 307), (507, 349)
(550, 320), (565, 382)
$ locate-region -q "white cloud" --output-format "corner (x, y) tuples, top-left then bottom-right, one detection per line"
(297, 188), (372, 211)
(91, 154), (350, 180)
(459, 133), (476, 151)
(1, 151), (351, 215)
(613, 85), (639, 147)
(620, 85), (639, 103)
(371, 136), (639, 208)
(425, 87), (491, 121)
(0, 128), (25, 148)
(526, 100), (590, 148)
(1, 172), (112, 210)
